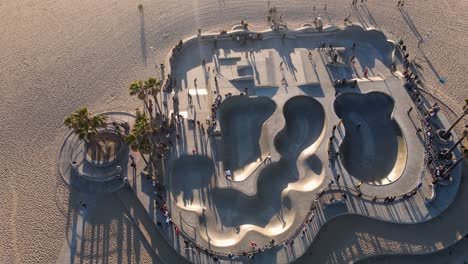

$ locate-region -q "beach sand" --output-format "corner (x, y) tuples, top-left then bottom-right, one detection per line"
(0, 0), (467, 263)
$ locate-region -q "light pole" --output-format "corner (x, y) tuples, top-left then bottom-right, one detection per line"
(438, 108), (467, 140)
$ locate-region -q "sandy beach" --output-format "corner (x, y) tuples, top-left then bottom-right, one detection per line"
(0, 0), (467, 263)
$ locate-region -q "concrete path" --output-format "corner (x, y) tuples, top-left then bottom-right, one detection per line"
(357, 235), (468, 264)
(55, 192), (97, 264)
(56, 208), (87, 264)
(297, 161), (468, 264)
(116, 188), (189, 264)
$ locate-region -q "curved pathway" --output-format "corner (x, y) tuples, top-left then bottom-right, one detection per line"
(357, 235), (468, 264)
(297, 162), (467, 263)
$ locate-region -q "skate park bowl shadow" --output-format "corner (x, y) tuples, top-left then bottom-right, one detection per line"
(217, 96), (276, 179)
(334, 92), (407, 185)
(170, 155), (215, 207)
(169, 96), (327, 248)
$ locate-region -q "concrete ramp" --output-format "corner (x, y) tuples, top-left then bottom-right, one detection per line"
(294, 50), (320, 86)
(254, 51), (278, 87)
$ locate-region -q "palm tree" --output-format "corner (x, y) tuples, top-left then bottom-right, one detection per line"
(129, 80), (151, 118)
(144, 77), (163, 114)
(64, 107), (108, 143)
(125, 113), (153, 165)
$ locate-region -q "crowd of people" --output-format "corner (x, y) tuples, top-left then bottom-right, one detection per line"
(399, 39), (453, 185)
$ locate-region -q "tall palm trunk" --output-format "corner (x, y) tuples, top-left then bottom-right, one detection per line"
(447, 134), (466, 153)
(443, 109), (467, 138)
(442, 155), (465, 178)
(152, 94), (162, 115)
(140, 151), (149, 165)
(143, 98), (154, 121)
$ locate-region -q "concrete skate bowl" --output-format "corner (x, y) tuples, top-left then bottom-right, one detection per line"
(217, 96), (276, 180)
(202, 96), (326, 246)
(334, 92), (407, 185)
(169, 96), (327, 250)
(210, 96), (326, 227)
(274, 95), (326, 159)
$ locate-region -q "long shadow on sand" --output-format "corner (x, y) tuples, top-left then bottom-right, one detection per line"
(139, 7), (147, 66)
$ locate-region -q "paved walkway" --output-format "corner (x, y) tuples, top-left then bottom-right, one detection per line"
(358, 234), (468, 264)
(116, 188), (189, 264)
(297, 161), (467, 263)
(55, 192), (96, 264)
(56, 208), (87, 264)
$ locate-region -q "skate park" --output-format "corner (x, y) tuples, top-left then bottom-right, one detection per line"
(108, 23), (461, 263)
(4, 0), (468, 262)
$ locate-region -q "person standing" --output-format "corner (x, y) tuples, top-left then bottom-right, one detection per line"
(357, 181), (363, 189)
(335, 173), (341, 182)
(363, 67), (369, 78)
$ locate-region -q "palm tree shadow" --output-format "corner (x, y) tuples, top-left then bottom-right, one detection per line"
(139, 8), (147, 66)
